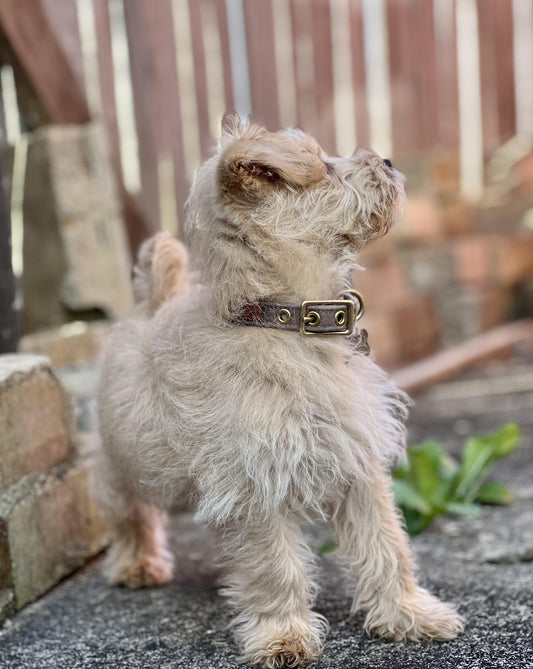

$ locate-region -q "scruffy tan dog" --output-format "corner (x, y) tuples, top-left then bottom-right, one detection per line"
(94, 119), (463, 667)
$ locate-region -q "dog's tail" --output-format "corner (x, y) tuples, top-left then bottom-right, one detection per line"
(132, 231), (189, 314)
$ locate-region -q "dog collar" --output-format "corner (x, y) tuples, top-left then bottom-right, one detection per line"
(233, 290), (364, 336)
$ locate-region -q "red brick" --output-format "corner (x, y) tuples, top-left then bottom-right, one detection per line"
(392, 296), (439, 362)
(479, 286), (512, 330)
(352, 258), (411, 309)
(493, 236), (533, 286)
(453, 235), (492, 285)
(357, 233), (395, 265)
(442, 200), (475, 236)
(395, 195), (446, 242)
(361, 311), (401, 367)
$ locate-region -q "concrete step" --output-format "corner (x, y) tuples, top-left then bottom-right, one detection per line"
(0, 358), (532, 668)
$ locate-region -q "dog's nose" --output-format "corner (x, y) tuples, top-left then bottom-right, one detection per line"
(383, 158), (393, 168)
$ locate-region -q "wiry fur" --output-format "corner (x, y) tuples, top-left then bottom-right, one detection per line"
(93, 119), (463, 667)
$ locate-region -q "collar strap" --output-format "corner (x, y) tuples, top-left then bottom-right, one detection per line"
(233, 290), (364, 336)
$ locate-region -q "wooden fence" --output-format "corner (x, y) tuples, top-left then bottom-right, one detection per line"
(0, 0), (532, 248)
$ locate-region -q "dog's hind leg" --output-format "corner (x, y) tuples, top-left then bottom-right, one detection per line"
(218, 514), (328, 668)
(331, 462), (463, 641)
(92, 454), (174, 588)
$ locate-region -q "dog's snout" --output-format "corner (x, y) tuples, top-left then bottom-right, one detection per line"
(383, 158), (393, 168)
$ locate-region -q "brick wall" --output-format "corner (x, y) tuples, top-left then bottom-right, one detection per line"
(357, 152), (533, 368)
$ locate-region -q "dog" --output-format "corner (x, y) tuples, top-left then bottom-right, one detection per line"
(93, 118), (463, 667)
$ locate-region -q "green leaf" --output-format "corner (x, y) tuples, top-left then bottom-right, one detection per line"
(475, 481), (514, 505)
(488, 423), (521, 458)
(393, 459), (410, 481)
(445, 501), (482, 518)
(392, 424), (519, 536)
(402, 508), (431, 535)
(393, 479), (432, 515)
(407, 441), (445, 501)
(454, 423), (520, 502)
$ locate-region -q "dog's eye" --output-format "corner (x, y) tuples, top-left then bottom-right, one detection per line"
(324, 162), (335, 177)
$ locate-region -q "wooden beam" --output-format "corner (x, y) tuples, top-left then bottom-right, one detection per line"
(0, 0), (90, 124)
(391, 321), (533, 395)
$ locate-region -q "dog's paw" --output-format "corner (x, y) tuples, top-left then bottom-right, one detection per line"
(240, 613), (327, 668)
(247, 635), (319, 668)
(365, 588), (464, 642)
(107, 553), (174, 589)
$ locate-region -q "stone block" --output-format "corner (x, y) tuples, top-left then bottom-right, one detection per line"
(400, 245), (455, 293)
(0, 588), (14, 623)
(22, 122), (132, 332)
(434, 288), (488, 346)
(0, 355), (73, 493)
(0, 464), (108, 612)
(20, 321), (110, 368)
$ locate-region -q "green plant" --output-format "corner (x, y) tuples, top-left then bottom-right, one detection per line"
(393, 423), (520, 535)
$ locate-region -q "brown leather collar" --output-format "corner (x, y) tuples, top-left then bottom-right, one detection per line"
(233, 290), (364, 336)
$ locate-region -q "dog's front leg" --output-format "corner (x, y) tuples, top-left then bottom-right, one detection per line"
(219, 514), (328, 668)
(332, 463), (464, 642)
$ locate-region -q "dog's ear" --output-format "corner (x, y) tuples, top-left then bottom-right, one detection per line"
(218, 131), (327, 205)
(220, 112), (243, 138)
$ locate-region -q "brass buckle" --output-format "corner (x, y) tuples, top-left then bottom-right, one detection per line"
(300, 300), (355, 336)
(341, 289), (365, 321)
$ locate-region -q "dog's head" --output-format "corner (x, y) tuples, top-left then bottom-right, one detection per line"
(185, 118), (405, 306)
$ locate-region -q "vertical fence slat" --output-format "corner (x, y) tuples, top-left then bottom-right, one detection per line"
(92, 0), (120, 162)
(243, 0), (280, 130)
(477, 0), (515, 155)
(492, 0), (516, 143)
(189, 0), (214, 158)
(93, 0), (154, 255)
(290, 0), (318, 135)
(477, 0), (500, 155)
(416, 0), (439, 151)
(434, 0), (459, 149)
(123, 0), (161, 231)
(41, 0), (85, 92)
(311, 0), (336, 152)
(349, 0), (370, 150)
(146, 0), (189, 232)
(214, 0), (236, 115)
(387, 0), (422, 156)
